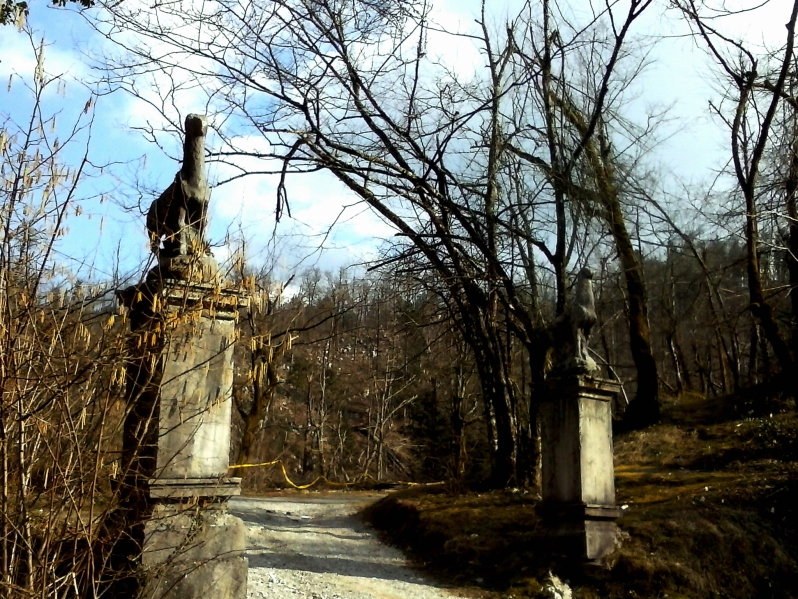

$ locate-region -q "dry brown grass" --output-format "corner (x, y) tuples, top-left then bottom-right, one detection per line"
(365, 392), (798, 599)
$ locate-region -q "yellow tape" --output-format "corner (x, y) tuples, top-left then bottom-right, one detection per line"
(229, 459), (418, 489)
(229, 460), (281, 470)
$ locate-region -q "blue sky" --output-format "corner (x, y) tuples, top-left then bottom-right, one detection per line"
(2, 3), (389, 288)
(0, 0), (789, 290)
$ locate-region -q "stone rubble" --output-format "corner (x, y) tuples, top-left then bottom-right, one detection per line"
(537, 571), (572, 599)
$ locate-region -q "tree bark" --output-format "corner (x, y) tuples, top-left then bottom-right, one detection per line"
(465, 317), (518, 487)
(785, 117), (798, 392)
(606, 200), (660, 427)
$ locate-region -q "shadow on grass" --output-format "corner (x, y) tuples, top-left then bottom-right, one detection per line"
(364, 394), (798, 599)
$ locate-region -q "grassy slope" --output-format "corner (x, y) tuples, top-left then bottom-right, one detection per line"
(364, 392), (798, 598)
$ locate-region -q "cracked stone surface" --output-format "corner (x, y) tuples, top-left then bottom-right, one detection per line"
(230, 493), (463, 599)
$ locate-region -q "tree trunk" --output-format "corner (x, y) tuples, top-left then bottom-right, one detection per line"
(748, 323), (760, 386)
(694, 342), (707, 394)
(732, 46), (796, 381)
(544, 90), (661, 428)
(604, 199), (660, 428)
(745, 189), (793, 376)
(474, 351), (517, 487)
(675, 334), (692, 392)
(301, 381), (314, 475)
(706, 349), (718, 397)
(785, 117), (798, 394)
(236, 359), (277, 466)
(668, 333), (684, 393)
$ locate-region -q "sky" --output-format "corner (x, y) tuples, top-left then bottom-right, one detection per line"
(0, 0), (792, 291)
(1, 2), (397, 288)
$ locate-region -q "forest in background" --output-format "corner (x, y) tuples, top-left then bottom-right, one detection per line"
(3, 0), (798, 596)
(230, 235), (791, 490)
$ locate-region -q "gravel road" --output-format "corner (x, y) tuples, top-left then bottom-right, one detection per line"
(229, 493), (463, 599)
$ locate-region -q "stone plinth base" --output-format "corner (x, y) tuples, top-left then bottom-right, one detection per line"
(539, 374), (623, 561)
(149, 477), (242, 499)
(537, 502), (622, 561)
(142, 503), (248, 599)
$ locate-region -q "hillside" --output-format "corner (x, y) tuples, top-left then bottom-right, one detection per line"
(365, 391), (798, 599)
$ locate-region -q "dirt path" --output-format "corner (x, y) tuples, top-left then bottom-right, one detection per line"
(229, 493), (463, 599)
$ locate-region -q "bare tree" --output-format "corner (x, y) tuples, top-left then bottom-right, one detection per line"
(0, 31), (134, 599)
(673, 0), (798, 392)
(97, 0), (656, 483)
(506, 0), (659, 426)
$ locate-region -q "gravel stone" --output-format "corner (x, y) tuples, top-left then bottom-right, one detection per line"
(230, 494), (462, 599)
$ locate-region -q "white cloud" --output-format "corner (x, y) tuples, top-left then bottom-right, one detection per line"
(0, 25), (90, 81)
(207, 160), (396, 276)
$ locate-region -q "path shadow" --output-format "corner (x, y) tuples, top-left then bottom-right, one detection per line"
(247, 551), (435, 585)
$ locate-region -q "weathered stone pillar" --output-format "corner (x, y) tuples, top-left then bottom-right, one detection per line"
(537, 267), (623, 561)
(114, 114), (249, 599)
(538, 374), (622, 561)
(119, 260), (250, 599)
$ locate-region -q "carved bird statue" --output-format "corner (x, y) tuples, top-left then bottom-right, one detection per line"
(571, 267), (597, 357)
(549, 266), (598, 374)
(146, 114), (209, 258)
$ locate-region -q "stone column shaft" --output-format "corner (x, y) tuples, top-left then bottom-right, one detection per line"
(119, 273), (249, 599)
(538, 374), (623, 561)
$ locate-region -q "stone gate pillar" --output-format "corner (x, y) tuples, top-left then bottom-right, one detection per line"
(116, 114), (249, 599)
(119, 258), (250, 599)
(538, 374), (622, 561)
(536, 267), (623, 561)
